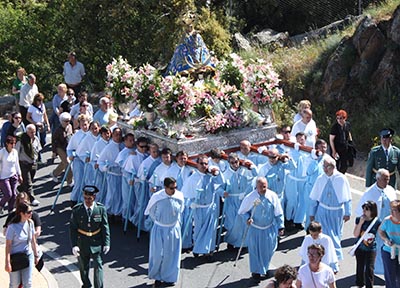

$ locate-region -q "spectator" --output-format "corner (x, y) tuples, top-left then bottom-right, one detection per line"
(26, 93), (50, 162)
(1, 113), (12, 147)
(59, 88), (76, 113)
(73, 100), (93, 130)
(15, 124), (42, 206)
(329, 109), (353, 173)
(11, 67), (27, 111)
(70, 91), (92, 119)
(6, 112), (26, 141)
(19, 74), (38, 126)
(292, 108), (317, 148)
(264, 264), (297, 288)
(93, 97), (112, 126)
(353, 200), (381, 288)
(50, 112), (73, 185)
(0, 136), (22, 214)
(378, 200), (400, 288)
(296, 244), (336, 288)
(50, 83), (67, 133)
(293, 100), (311, 123)
(63, 51), (85, 95)
(5, 202), (39, 288)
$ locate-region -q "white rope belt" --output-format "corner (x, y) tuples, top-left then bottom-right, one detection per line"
(319, 202), (343, 210)
(154, 220), (178, 228)
(287, 174), (306, 181)
(192, 202), (213, 209)
(107, 171), (122, 176)
(229, 193), (244, 197)
(251, 222), (273, 230)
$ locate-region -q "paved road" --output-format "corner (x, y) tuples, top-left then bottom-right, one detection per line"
(0, 144), (394, 288)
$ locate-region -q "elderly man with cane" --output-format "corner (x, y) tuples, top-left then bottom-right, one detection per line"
(238, 176), (284, 282)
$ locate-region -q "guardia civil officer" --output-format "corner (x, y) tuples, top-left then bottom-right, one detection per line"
(366, 128), (400, 187)
(70, 185), (110, 288)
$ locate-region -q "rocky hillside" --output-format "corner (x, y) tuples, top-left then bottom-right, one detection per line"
(306, 5), (400, 151)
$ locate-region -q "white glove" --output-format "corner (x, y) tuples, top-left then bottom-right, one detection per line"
(190, 202), (197, 209)
(257, 146), (268, 153)
(72, 246), (80, 257)
(103, 246), (110, 255)
(294, 143), (300, 151)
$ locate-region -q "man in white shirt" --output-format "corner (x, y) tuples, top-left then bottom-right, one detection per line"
(19, 74), (38, 125)
(63, 51), (85, 95)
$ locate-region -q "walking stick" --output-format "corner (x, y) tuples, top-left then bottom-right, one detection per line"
(49, 160), (72, 215)
(124, 170), (136, 234)
(217, 179), (230, 250)
(183, 188), (203, 238)
(234, 198), (261, 267)
(99, 160), (109, 204)
(136, 168), (147, 241)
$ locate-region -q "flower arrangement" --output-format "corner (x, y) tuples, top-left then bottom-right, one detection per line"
(105, 53), (283, 134)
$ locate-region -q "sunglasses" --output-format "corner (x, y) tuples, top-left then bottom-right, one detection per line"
(336, 117), (344, 120)
(167, 186), (177, 190)
(199, 162), (208, 165)
(67, 93), (75, 96)
(14, 117), (22, 120)
(25, 210), (33, 214)
(138, 145), (148, 148)
(282, 130), (291, 134)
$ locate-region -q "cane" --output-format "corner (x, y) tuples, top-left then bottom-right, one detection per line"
(124, 170), (136, 234)
(49, 160), (72, 215)
(183, 188), (203, 238)
(217, 179), (230, 250)
(136, 168), (147, 241)
(233, 198), (261, 267)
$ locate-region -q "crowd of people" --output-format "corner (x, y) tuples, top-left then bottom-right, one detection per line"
(1, 69), (400, 288)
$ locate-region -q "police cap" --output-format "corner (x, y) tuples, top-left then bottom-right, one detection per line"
(380, 128), (395, 138)
(83, 185), (99, 196)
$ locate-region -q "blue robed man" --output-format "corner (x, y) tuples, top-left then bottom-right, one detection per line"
(238, 176), (284, 282)
(145, 177), (184, 287)
(309, 155), (352, 260)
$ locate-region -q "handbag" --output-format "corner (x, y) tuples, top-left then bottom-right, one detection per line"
(348, 217), (378, 257)
(10, 252), (30, 271)
(10, 220), (32, 271)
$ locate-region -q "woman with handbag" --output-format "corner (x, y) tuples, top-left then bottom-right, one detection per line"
(5, 202), (39, 288)
(353, 201), (381, 288)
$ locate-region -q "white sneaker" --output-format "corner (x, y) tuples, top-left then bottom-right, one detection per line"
(31, 199), (40, 207)
(50, 172), (58, 183)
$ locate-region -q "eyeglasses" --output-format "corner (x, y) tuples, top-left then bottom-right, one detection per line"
(24, 210), (33, 214)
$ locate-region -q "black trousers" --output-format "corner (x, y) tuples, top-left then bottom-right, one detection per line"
(355, 248), (376, 288)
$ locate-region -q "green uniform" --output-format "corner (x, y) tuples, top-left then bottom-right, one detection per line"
(365, 145), (400, 187)
(70, 202), (110, 288)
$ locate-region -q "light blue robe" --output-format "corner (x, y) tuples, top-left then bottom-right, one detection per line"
(285, 149), (309, 223)
(67, 130), (88, 201)
(222, 166), (257, 247)
(181, 171), (224, 253)
(132, 156), (161, 228)
(238, 190), (284, 274)
(90, 138), (109, 204)
(309, 171), (352, 260)
(123, 150), (149, 221)
(145, 189), (184, 283)
(165, 164), (193, 190)
(304, 154), (324, 229)
(76, 132), (98, 189)
(98, 140), (123, 215)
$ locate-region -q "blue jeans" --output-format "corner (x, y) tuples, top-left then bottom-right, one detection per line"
(9, 253), (34, 288)
(382, 248), (400, 288)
